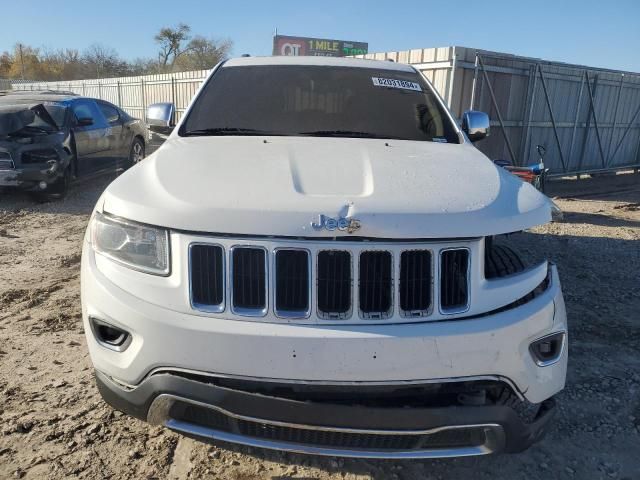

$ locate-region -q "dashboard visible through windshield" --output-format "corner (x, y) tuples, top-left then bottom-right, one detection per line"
(180, 65), (460, 143)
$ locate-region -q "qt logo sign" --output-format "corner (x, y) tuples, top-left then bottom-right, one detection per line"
(280, 42), (303, 56)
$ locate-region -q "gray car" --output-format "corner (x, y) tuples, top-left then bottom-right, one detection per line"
(0, 91), (147, 200)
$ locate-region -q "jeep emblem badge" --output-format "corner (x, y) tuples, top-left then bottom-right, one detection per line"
(311, 214), (361, 234)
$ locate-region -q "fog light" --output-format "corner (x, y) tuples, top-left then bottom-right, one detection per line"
(89, 317), (131, 352)
(38, 181), (47, 190)
(530, 331), (565, 366)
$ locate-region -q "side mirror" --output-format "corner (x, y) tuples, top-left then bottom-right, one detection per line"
(461, 110), (490, 142)
(77, 117), (94, 127)
(146, 102), (175, 134)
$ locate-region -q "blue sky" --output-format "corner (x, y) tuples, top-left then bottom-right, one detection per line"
(2, 0), (639, 71)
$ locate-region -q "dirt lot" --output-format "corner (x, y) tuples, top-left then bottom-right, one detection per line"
(1, 172), (639, 479)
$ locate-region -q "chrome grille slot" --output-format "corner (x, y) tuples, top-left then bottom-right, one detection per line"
(317, 251), (352, 319)
(399, 250), (432, 317)
(440, 249), (470, 313)
(231, 247), (267, 316)
(189, 244), (225, 312)
(359, 251), (393, 319)
(275, 249), (311, 318)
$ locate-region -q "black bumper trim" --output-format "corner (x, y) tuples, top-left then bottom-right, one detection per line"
(95, 370), (556, 455)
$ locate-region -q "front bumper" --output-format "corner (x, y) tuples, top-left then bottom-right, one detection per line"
(82, 239), (567, 457)
(0, 162), (67, 189)
(81, 244), (567, 403)
(96, 369), (557, 458)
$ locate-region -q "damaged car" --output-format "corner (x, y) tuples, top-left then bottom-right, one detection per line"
(0, 91), (147, 201)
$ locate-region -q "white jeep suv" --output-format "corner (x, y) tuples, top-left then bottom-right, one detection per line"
(81, 56), (567, 459)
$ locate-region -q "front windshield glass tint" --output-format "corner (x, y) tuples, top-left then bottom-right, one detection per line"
(180, 65), (460, 143)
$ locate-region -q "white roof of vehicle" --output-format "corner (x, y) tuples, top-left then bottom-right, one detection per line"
(224, 55), (416, 72)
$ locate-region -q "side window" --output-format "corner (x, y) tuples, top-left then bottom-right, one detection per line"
(98, 102), (120, 124)
(71, 100), (107, 128)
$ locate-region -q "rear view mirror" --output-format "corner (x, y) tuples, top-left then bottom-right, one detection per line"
(146, 103), (175, 134)
(461, 110), (490, 142)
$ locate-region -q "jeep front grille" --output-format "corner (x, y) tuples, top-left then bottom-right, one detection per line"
(274, 249), (311, 318)
(188, 240), (480, 322)
(440, 249), (470, 312)
(189, 244), (225, 312)
(399, 250), (432, 316)
(359, 251), (393, 319)
(317, 251), (352, 319)
(231, 247), (267, 316)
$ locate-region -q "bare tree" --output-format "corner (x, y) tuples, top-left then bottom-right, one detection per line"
(175, 36), (232, 70)
(83, 44), (128, 78)
(155, 23), (191, 69)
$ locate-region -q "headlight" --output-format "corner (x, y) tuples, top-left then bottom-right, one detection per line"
(91, 212), (170, 275)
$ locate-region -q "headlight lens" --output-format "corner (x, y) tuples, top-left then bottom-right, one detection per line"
(91, 212), (170, 275)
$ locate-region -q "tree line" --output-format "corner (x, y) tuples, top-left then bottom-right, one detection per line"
(0, 24), (232, 82)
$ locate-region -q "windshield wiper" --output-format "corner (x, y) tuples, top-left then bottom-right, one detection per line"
(299, 130), (400, 139)
(182, 127), (284, 136)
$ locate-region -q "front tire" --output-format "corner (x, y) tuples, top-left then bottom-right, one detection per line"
(129, 138), (145, 167)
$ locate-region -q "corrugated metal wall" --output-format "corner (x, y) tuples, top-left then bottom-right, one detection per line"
(358, 46), (640, 174)
(12, 46), (640, 175)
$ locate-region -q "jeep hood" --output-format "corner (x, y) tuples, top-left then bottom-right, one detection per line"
(102, 136), (553, 238)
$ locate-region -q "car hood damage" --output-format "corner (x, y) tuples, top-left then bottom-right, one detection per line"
(101, 136), (554, 238)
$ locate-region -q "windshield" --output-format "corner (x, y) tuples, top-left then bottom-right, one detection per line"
(38, 103), (67, 129)
(180, 65), (460, 143)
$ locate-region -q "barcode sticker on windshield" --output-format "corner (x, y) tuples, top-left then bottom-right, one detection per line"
(371, 77), (422, 91)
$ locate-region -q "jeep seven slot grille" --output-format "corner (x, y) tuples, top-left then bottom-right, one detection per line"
(190, 245), (224, 311)
(400, 250), (432, 315)
(275, 249), (310, 316)
(317, 251), (352, 319)
(189, 243), (473, 320)
(359, 251), (393, 318)
(440, 249), (470, 311)
(232, 247), (267, 314)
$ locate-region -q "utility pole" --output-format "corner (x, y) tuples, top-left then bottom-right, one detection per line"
(18, 43), (25, 80)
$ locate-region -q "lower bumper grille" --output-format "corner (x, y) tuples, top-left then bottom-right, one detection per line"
(175, 402), (487, 452)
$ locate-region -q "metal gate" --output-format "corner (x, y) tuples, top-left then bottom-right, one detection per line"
(359, 46), (640, 176)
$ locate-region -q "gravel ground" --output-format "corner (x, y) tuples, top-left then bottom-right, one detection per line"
(0, 172), (639, 479)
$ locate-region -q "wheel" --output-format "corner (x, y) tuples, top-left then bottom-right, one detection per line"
(129, 138), (145, 166)
(32, 165), (71, 202)
(484, 242), (525, 279)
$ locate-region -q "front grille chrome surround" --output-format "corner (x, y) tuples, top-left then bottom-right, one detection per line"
(183, 236), (547, 325)
(189, 243), (226, 313)
(317, 250), (353, 320)
(273, 248), (312, 319)
(399, 250), (434, 318)
(439, 248), (471, 314)
(358, 250), (393, 320)
(230, 246), (269, 317)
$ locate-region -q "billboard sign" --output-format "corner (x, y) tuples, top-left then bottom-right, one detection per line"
(273, 35), (368, 57)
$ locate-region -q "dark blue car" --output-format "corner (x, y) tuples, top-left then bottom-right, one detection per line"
(0, 91), (147, 201)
